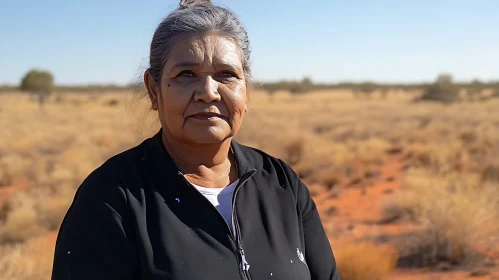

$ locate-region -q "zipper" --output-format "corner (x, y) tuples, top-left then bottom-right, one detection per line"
(153, 135), (256, 279)
(177, 169), (256, 280)
(231, 170), (256, 280)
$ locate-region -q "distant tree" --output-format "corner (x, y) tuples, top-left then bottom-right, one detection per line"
(301, 76), (312, 86)
(417, 73), (459, 104)
(470, 79), (483, 89)
(492, 88), (499, 99)
(359, 82), (376, 98)
(467, 79), (484, 101)
(289, 77), (314, 95)
(263, 83), (279, 102)
(20, 69), (54, 108)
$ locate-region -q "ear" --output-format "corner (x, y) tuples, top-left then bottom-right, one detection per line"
(144, 70), (160, 111)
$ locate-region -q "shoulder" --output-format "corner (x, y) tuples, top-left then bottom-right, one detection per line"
(74, 137), (153, 202)
(234, 142), (302, 191)
(234, 142), (287, 171)
(237, 144), (315, 215)
(91, 136), (155, 180)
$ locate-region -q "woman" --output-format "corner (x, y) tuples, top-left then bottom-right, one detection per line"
(52, 1), (340, 279)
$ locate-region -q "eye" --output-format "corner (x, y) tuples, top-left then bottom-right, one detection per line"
(219, 71), (237, 78)
(176, 70), (196, 78)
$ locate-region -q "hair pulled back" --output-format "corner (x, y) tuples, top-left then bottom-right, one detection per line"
(148, 0), (251, 85)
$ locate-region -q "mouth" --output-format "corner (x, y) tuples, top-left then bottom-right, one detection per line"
(188, 112), (228, 121)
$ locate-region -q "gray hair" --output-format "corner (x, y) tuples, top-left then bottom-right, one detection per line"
(148, 0), (251, 86)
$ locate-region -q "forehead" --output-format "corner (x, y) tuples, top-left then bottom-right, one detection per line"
(166, 33), (242, 67)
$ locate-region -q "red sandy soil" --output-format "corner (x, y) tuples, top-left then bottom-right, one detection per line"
(311, 156), (499, 280)
(310, 155), (413, 246)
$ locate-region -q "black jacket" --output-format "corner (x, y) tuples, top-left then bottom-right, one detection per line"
(52, 131), (340, 280)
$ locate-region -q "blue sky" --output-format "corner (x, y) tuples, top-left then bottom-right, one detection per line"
(1, 0), (498, 85)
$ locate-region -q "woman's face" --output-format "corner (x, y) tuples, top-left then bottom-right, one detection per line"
(146, 33), (248, 145)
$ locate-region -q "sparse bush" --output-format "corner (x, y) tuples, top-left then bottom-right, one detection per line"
(459, 131), (477, 144)
(492, 88), (499, 98)
(289, 78), (313, 94)
(389, 169), (499, 267)
(381, 199), (415, 224)
(0, 155), (32, 185)
(0, 166), (11, 187)
(0, 233), (56, 280)
(335, 242), (397, 280)
(359, 82), (376, 98)
(0, 193), (45, 244)
(317, 169), (341, 190)
(417, 74), (459, 104)
(106, 98), (120, 106)
(294, 160), (319, 179)
(283, 139), (304, 166)
(466, 79), (485, 102)
(54, 94), (65, 104)
(480, 164), (499, 183)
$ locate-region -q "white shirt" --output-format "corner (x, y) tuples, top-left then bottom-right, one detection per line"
(191, 179), (239, 230)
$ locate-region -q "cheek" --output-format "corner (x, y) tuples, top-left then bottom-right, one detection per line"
(221, 83), (248, 116)
(158, 81), (194, 117)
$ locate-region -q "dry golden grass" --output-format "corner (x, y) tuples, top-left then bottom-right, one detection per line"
(385, 169), (499, 266)
(1, 89), (499, 277)
(335, 242), (398, 280)
(0, 232), (56, 280)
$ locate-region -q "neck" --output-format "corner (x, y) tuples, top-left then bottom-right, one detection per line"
(161, 129), (237, 187)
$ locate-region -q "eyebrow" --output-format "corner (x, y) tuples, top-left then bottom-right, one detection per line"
(170, 61), (243, 72)
(215, 62), (241, 70)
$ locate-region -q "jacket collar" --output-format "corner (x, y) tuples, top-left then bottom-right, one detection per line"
(151, 129), (254, 177)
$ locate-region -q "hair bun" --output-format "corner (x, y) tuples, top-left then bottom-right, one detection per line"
(179, 0), (212, 9)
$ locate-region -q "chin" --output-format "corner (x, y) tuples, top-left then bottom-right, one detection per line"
(184, 128), (232, 144)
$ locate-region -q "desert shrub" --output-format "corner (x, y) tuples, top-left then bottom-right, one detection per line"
(0, 155), (32, 182)
(0, 233), (56, 280)
(261, 77), (320, 95)
(54, 94), (65, 103)
(492, 88), (499, 98)
(289, 78), (314, 94)
(0, 192), (45, 244)
(464, 79), (484, 102)
(293, 160), (320, 179)
(417, 74), (459, 104)
(459, 131), (477, 144)
(380, 199), (414, 224)
(317, 169), (341, 190)
(480, 163), (499, 183)
(335, 242), (397, 280)
(405, 144), (442, 169)
(0, 166), (11, 187)
(106, 98), (120, 106)
(283, 139), (304, 166)
(388, 169), (499, 266)
(0, 188), (72, 244)
(359, 82), (376, 98)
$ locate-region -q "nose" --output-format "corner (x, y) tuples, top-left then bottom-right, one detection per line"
(193, 75), (221, 103)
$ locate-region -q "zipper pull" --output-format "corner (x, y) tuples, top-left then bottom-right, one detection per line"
(240, 249), (250, 272)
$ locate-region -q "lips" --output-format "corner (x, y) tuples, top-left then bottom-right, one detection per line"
(189, 112), (227, 121)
